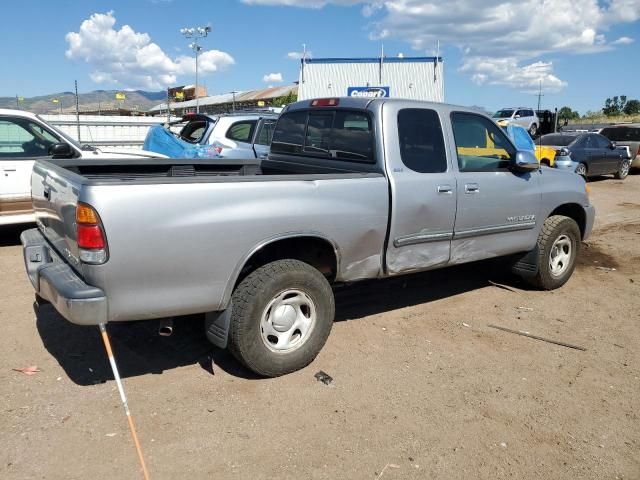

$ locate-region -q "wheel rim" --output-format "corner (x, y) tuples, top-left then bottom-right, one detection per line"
(576, 164), (586, 176)
(260, 289), (317, 352)
(549, 234), (572, 277)
(620, 160), (630, 177)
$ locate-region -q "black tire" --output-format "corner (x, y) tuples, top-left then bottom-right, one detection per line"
(614, 159), (630, 180)
(227, 259), (335, 377)
(575, 162), (588, 179)
(529, 123), (538, 136)
(522, 215), (581, 290)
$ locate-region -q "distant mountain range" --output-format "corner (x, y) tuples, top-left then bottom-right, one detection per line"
(0, 90), (166, 114)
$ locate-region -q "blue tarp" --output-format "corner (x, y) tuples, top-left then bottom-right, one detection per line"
(143, 125), (220, 158)
(502, 124), (536, 152)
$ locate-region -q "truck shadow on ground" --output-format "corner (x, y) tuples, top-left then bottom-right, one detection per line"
(36, 258), (522, 385)
(0, 224), (33, 247)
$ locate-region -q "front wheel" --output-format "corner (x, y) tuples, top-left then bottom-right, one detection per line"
(522, 215), (581, 290)
(227, 259), (335, 377)
(614, 159), (630, 179)
(575, 162), (588, 179)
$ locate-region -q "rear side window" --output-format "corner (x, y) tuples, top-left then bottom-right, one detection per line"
(226, 121), (256, 143)
(600, 127), (640, 142)
(271, 110), (374, 163)
(397, 108), (447, 173)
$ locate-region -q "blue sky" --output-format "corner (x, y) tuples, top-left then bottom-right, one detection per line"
(1, 0), (639, 113)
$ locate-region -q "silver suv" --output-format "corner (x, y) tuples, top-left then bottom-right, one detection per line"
(176, 112), (279, 159)
(493, 108), (540, 136)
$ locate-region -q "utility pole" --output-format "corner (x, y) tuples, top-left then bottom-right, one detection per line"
(75, 80), (81, 143)
(180, 26), (211, 114)
(536, 80), (544, 112)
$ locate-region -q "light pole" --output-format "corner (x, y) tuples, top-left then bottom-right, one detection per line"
(230, 91), (238, 113)
(180, 26), (211, 114)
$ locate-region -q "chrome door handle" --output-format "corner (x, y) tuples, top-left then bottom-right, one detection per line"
(4, 168), (17, 172)
(437, 184), (453, 194)
(464, 183), (479, 194)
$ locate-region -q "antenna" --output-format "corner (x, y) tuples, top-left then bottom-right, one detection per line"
(536, 79), (544, 112)
(380, 44), (384, 84)
(434, 40), (440, 82)
(301, 43), (307, 84)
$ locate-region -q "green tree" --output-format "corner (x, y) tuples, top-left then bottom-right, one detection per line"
(623, 99), (640, 115)
(557, 106), (580, 121)
(603, 95), (628, 116)
(271, 91), (298, 108)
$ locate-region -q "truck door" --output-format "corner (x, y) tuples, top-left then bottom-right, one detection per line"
(449, 111), (541, 263)
(384, 105), (457, 275)
(252, 118), (277, 159)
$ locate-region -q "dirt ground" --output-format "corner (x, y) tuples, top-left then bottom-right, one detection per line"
(1, 175), (639, 480)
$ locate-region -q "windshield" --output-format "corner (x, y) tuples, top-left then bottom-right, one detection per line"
(493, 109), (514, 118)
(539, 134), (577, 146)
(600, 127), (640, 142)
(36, 115), (82, 149)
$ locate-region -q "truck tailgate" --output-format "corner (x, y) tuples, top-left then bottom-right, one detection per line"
(31, 160), (84, 273)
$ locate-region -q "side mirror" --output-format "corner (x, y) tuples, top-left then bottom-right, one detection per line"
(514, 114), (520, 119)
(48, 142), (74, 159)
(609, 141), (617, 150)
(511, 150), (539, 172)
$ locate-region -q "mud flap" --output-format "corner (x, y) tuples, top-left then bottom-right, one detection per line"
(204, 308), (232, 349)
(511, 245), (539, 278)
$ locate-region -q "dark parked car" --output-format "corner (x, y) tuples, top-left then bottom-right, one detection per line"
(599, 124), (640, 171)
(540, 132), (631, 179)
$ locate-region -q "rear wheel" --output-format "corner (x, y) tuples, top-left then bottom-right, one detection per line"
(522, 215), (581, 290)
(614, 159), (630, 180)
(575, 162), (587, 178)
(227, 259), (335, 377)
(529, 123), (538, 136)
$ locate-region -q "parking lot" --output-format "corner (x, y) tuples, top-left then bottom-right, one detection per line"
(1, 175), (639, 480)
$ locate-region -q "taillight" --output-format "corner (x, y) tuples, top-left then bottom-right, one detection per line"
(76, 203), (108, 264)
(311, 98), (339, 107)
(77, 225), (105, 249)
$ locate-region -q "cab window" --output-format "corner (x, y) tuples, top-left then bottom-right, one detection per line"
(0, 117), (60, 158)
(397, 108), (447, 173)
(451, 112), (515, 172)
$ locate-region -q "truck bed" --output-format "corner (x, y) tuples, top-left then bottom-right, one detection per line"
(49, 157), (382, 185)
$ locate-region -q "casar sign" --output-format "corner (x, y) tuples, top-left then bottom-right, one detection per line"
(347, 86), (390, 98)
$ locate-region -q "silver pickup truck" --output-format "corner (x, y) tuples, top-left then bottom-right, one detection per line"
(21, 97), (595, 377)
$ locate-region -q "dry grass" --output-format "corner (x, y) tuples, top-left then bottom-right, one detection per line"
(569, 114), (640, 125)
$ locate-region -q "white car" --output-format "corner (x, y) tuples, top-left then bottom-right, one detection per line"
(492, 107), (540, 136)
(0, 109), (163, 225)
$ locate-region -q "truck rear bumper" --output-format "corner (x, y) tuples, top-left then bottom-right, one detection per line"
(21, 228), (107, 325)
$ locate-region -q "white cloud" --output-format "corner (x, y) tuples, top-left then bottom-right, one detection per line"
(244, 0), (640, 91)
(65, 11), (234, 90)
(287, 50), (313, 60)
(460, 57), (567, 92)
(242, 0), (360, 7)
(263, 72), (284, 82)
(612, 36), (635, 44)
